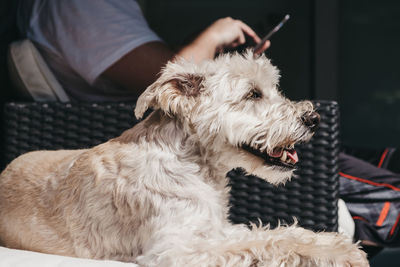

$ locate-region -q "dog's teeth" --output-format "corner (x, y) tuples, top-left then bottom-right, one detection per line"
(280, 151), (287, 161)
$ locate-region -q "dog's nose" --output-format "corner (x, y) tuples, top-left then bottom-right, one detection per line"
(301, 111), (320, 131)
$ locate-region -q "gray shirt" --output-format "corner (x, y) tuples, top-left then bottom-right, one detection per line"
(18, 0), (161, 101)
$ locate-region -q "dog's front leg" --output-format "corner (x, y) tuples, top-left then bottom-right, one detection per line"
(136, 223), (368, 267)
(217, 223), (369, 267)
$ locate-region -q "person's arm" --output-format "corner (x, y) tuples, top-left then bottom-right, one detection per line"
(103, 17), (270, 97)
(102, 41), (174, 97)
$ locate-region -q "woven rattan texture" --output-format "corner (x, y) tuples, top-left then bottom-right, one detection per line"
(1, 101), (339, 232)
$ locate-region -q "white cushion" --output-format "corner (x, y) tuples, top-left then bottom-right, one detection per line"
(0, 246), (137, 267)
(7, 39), (70, 102)
(338, 198), (355, 239)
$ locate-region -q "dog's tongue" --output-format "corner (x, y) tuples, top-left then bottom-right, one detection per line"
(287, 150), (298, 163)
(269, 149), (299, 164)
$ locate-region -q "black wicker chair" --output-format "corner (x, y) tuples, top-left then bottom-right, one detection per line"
(0, 100), (340, 232)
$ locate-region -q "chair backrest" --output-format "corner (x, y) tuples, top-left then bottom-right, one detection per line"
(1, 101), (340, 232)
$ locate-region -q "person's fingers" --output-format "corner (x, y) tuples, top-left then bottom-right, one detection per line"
(230, 41), (240, 48)
(236, 20), (261, 43)
(262, 40), (271, 50)
(254, 40), (271, 54)
(237, 30), (246, 45)
(207, 17), (266, 52)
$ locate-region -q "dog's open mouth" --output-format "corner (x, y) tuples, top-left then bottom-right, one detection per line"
(242, 145), (298, 169)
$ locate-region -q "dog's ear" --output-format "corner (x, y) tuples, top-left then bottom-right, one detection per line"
(135, 73), (205, 119)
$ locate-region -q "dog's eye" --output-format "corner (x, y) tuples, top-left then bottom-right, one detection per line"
(247, 89), (262, 99)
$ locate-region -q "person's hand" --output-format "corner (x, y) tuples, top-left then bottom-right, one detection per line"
(201, 17), (270, 54)
(178, 17), (270, 63)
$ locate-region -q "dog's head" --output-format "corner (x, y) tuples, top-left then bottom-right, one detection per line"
(135, 50), (319, 184)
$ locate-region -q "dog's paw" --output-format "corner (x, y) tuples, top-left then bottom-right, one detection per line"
(308, 233), (370, 267)
(347, 248), (369, 267)
(335, 244), (369, 267)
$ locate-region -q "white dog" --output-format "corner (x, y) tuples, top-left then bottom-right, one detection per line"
(0, 51), (368, 266)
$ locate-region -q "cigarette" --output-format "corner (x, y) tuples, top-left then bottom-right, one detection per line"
(253, 14), (290, 53)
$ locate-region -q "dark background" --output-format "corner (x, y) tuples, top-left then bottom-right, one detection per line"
(338, 1), (400, 148)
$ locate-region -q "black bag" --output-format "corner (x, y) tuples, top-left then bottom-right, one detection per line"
(339, 152), (400, 247)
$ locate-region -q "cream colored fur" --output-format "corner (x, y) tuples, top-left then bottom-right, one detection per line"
(0, 51), (368, 266)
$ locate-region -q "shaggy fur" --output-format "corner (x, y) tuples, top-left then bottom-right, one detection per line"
(0, 51), (368, 266)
